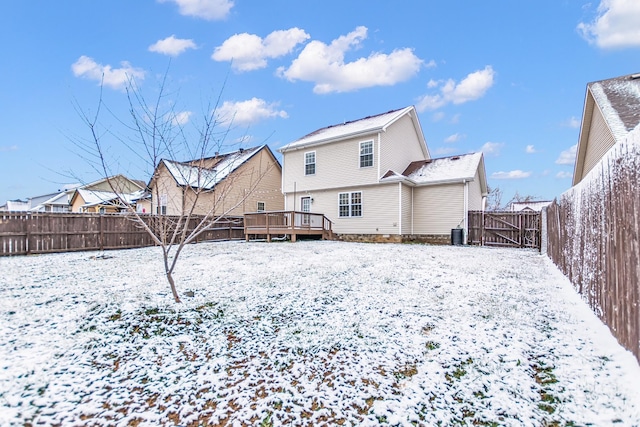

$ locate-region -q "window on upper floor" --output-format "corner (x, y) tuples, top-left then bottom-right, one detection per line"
(339, 191), (362, 217)
(257, 201), (265, 212)
(305, 151), (316, 175)
(360, 140), (373, 168)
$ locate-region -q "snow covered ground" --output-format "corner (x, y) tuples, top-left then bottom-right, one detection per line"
(1, 241), (639, 426)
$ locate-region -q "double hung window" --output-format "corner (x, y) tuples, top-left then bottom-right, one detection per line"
(339, 192), (362, 217)
(360, 141), (373, 168)
(305, 151), (316, 175)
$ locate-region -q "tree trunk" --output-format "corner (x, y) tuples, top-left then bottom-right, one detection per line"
(166, 271), (181, 303)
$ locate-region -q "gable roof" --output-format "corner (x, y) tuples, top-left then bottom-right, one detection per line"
(377, 152), (487, 195)
(279, 106), (428, 155)
(82, 174), (145, 192)
(573, 72), (640, 185)
(402, 152), (486, 187)
(71, 188), (145, 209)
(158, 145), (270, 190)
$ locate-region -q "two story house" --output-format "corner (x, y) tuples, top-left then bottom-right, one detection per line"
(279, 106), (487, 243)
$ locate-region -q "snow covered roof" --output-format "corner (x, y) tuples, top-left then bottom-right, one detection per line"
(75, 188), (144, 208)
(588, 73), (640, 141)
(402, 152), (484, 186)
(161, 145), (263, 190)
(573, 72), (640, 186)
(509, 200), (552, 212)
(279, 106), (418, 152)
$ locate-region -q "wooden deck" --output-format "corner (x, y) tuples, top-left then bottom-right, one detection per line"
(244, 211), (333, 242)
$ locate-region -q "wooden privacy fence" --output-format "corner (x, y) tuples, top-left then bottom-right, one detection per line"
(545, 137), (639, 363)
(467, 210), (541, 250)
(0, 213), (244, 256)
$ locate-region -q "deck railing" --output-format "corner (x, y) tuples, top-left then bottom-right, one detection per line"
(244, 211), (333, 242)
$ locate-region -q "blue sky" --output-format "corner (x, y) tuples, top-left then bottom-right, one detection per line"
(1, 0), (639, 206)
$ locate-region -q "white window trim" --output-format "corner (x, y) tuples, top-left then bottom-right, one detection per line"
(359, 140), (374, 168)
(338, 191), (363, 217)
(257, 201), (265, 212)
(304, 151), (316, 176)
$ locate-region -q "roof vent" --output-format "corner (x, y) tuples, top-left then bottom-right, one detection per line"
(451, 156), (460, 160)
(630, 73), (640, 80)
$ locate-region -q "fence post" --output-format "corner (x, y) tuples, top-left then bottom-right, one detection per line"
(99, 215), (104, 251)
(25, 213), (31, 255)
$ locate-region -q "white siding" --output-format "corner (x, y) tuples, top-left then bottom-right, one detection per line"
(380, 114), (429, 175)
(468, 170), (483, 211)
(282, 135), (380, 194)
(286, 184), (400, 235)
(401, 184), (412, 234)
(413, 184), (464, 235)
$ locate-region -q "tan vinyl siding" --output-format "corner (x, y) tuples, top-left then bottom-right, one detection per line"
(413, 184), (464, 235)
(401, 184), (412, 234)
(282, 135), (380, 193)
(151, 147), (283, 216)
(286, 184), (400, 235)
(582, 105), (616, 180)
(152, 163), (183, 215)
(379, 114), (430, 174)
(468, 170), (483, 211)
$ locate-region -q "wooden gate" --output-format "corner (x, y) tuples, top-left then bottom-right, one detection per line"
(468, 210), (541, 250)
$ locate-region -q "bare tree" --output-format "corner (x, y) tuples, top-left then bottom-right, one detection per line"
(485, 186), (503, 211)
(73, 74), (275, 302)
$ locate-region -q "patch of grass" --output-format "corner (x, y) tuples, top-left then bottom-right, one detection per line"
(445, 357), (473, 383)
(425, 341), (440, 350)
(260, 411), (273, 427)
(394, 363), (418, 381)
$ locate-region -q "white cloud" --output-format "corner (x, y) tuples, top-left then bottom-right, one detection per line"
(556, 144), (577, 165)
(158, 0), (233, 20)
(491, 170), (532, 180)
(71, 56), (145, 90)
(213, 28), (310, 72)
(278, 26), (425, 94)
(0, 145), (18, 152)
(556, 171), (573, 179)
(563, 116), (581, 128)
(480, 141), (504, 156)
(433, 147), (458, 156)
(444, 133), (465, 143)
(578, 0), (640, 48)
(525, 145), (536, 154)
(172, 111), (192, 126)
(417, 66), (495, 111)
(149, 35), (197, 56)
(216, 98), (288, 126)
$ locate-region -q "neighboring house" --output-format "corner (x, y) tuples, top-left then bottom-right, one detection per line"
(29, 191), (74, 212)
(573, 72), (640, 185)
(70, 175), (146, 213)
(509, 200), (552, 212)
(278, 106), (488, 243)
(149, 145), (283, 216)
(0, 199), (30, 211)
(70, 188), (146, 213)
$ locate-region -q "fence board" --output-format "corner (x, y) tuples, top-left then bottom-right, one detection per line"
(0, 213), (244, 256)
(546, 138), (639, 364)
(468, 211), (541, 249)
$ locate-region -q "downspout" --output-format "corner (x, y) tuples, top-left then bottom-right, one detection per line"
(377, 132), (382, 181)
(411, 186), (414, 235)
(282, 154), (287, 210)
(463, 179), (469, 244)
(398, 182), (402, 236)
